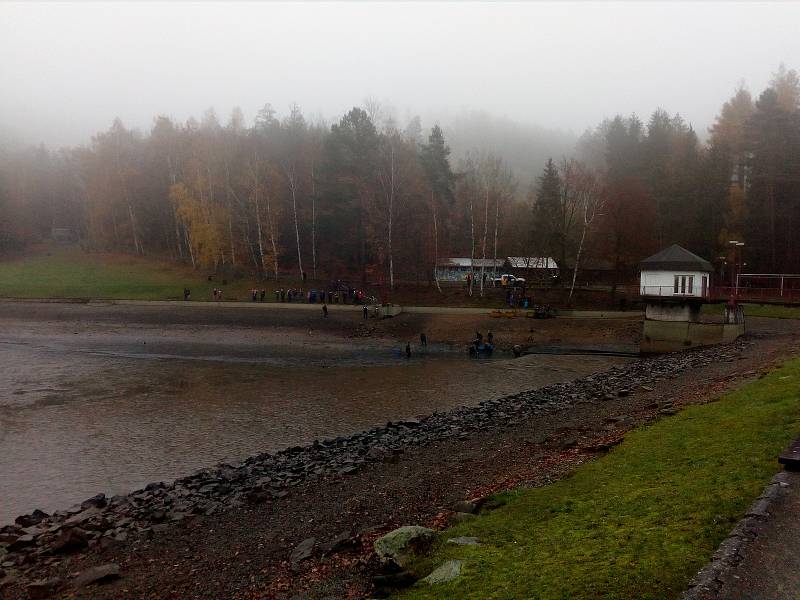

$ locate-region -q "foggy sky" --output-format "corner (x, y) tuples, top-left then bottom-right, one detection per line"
(2, 1), (799, 148)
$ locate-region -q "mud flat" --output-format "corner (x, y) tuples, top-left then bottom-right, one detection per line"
(0, 301), (630, 523)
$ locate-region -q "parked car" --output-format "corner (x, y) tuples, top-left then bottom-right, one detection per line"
(493, 274), (526, 287)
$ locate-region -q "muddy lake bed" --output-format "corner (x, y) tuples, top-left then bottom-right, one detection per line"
(0, 302), (632, 523)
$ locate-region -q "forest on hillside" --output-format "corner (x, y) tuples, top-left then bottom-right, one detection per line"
(0, 65), (798, 288)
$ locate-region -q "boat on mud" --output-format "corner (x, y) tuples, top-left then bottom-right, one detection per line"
(469, 342), (494, 357)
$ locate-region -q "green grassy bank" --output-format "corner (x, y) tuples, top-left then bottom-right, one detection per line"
(398, 359), (800, 599)
(702, 302), (800, 319)
(0, 247), (543, 308)
(0, 248), (247, 301)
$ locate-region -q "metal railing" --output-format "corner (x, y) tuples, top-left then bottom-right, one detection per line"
(639, 285), (710, 299)
(710, 286), (800, 304)
(640, 285), (800, 304)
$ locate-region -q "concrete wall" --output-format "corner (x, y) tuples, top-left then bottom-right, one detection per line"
(645, 302), (702, 322)
(641, 319), (746, 354)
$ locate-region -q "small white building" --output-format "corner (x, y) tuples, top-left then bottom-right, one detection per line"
(640, 245), (712, 300)
(507, 256), (558, 271)
(507, 256), (559, 281)
(640, 245), (713, 322)
(435, 258), (504, 282)
(639, 245), (746, 352)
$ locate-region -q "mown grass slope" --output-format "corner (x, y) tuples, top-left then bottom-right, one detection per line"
(398, 359), (800, 600)
(702, 302), (800, 319)
(0, 247), (249, 300)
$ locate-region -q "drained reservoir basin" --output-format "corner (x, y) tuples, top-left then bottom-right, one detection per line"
(0, 304), (630, 523)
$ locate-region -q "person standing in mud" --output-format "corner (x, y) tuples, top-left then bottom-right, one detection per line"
(363, 305), (368, 319)
(405, 342), (411, 358)
(322, 303), (328, 318)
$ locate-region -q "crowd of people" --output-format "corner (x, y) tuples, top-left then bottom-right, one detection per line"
(181, 284), (377, 305)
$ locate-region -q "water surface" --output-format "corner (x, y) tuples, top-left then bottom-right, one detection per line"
(0, 320), (629, 523)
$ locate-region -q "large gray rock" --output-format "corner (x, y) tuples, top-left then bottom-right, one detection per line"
(447, 536), (480, 546)
(452, 500), (477, 514)
(26, 577), (62, 599)
(374, 526), (435, 567)
(74, 563), (120, 587)
(421, 559), (464, 584)
(15, 509), (48, 528)
(80, 494), (108, 510)
(64, 506), (101, 527)
(447, 512), (476, 526)
(290, 537), (316, 567)
(51, 528), (88, 554)
(7, 534), (35, 552)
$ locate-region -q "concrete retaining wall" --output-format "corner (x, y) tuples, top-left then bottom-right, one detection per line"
(645, 302), (701, 322)
(641, 320), (745, 353)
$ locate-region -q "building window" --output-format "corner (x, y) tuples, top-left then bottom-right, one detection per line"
(673, 275), (694, 295)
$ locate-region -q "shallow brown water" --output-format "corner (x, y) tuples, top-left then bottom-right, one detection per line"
(0, 317), (629, 524)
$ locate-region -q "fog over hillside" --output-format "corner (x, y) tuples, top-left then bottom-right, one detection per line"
(2, 1), (798, 150)
(2, 1), (800, 280)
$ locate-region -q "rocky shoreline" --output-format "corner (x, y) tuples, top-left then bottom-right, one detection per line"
(0, 342), (746, 588)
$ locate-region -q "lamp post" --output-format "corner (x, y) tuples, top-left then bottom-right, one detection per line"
(728, 240), (745, 299)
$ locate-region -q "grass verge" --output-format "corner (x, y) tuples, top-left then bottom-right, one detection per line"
(0, 247), (533, 308)
(702, 303), (800, 319)
(0, 247), (241, 300)
(397, 358), (800, 599)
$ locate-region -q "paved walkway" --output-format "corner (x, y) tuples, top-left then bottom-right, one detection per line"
(714, 469), (800, 599)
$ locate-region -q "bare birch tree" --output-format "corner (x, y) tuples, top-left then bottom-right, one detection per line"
(377, 133), (398, 289)
(568, 164), (603, 302)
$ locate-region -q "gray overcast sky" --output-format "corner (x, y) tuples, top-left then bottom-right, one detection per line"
(1, 1), (799, 147)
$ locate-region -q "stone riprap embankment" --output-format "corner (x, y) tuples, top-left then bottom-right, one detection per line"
(0, 342), (746, 581)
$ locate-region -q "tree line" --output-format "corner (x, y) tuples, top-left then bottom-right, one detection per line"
(1, 64), (798, 290)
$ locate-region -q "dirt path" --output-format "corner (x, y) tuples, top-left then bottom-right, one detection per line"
(709, 470), (800, 600)
(2, 317), (798, 599)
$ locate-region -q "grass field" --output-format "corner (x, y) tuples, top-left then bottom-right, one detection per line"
(702, 302), (800, 320)
(0, 247), (262, 301)
(0, 246), (531, 307)
(397, 359), (800, 599)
